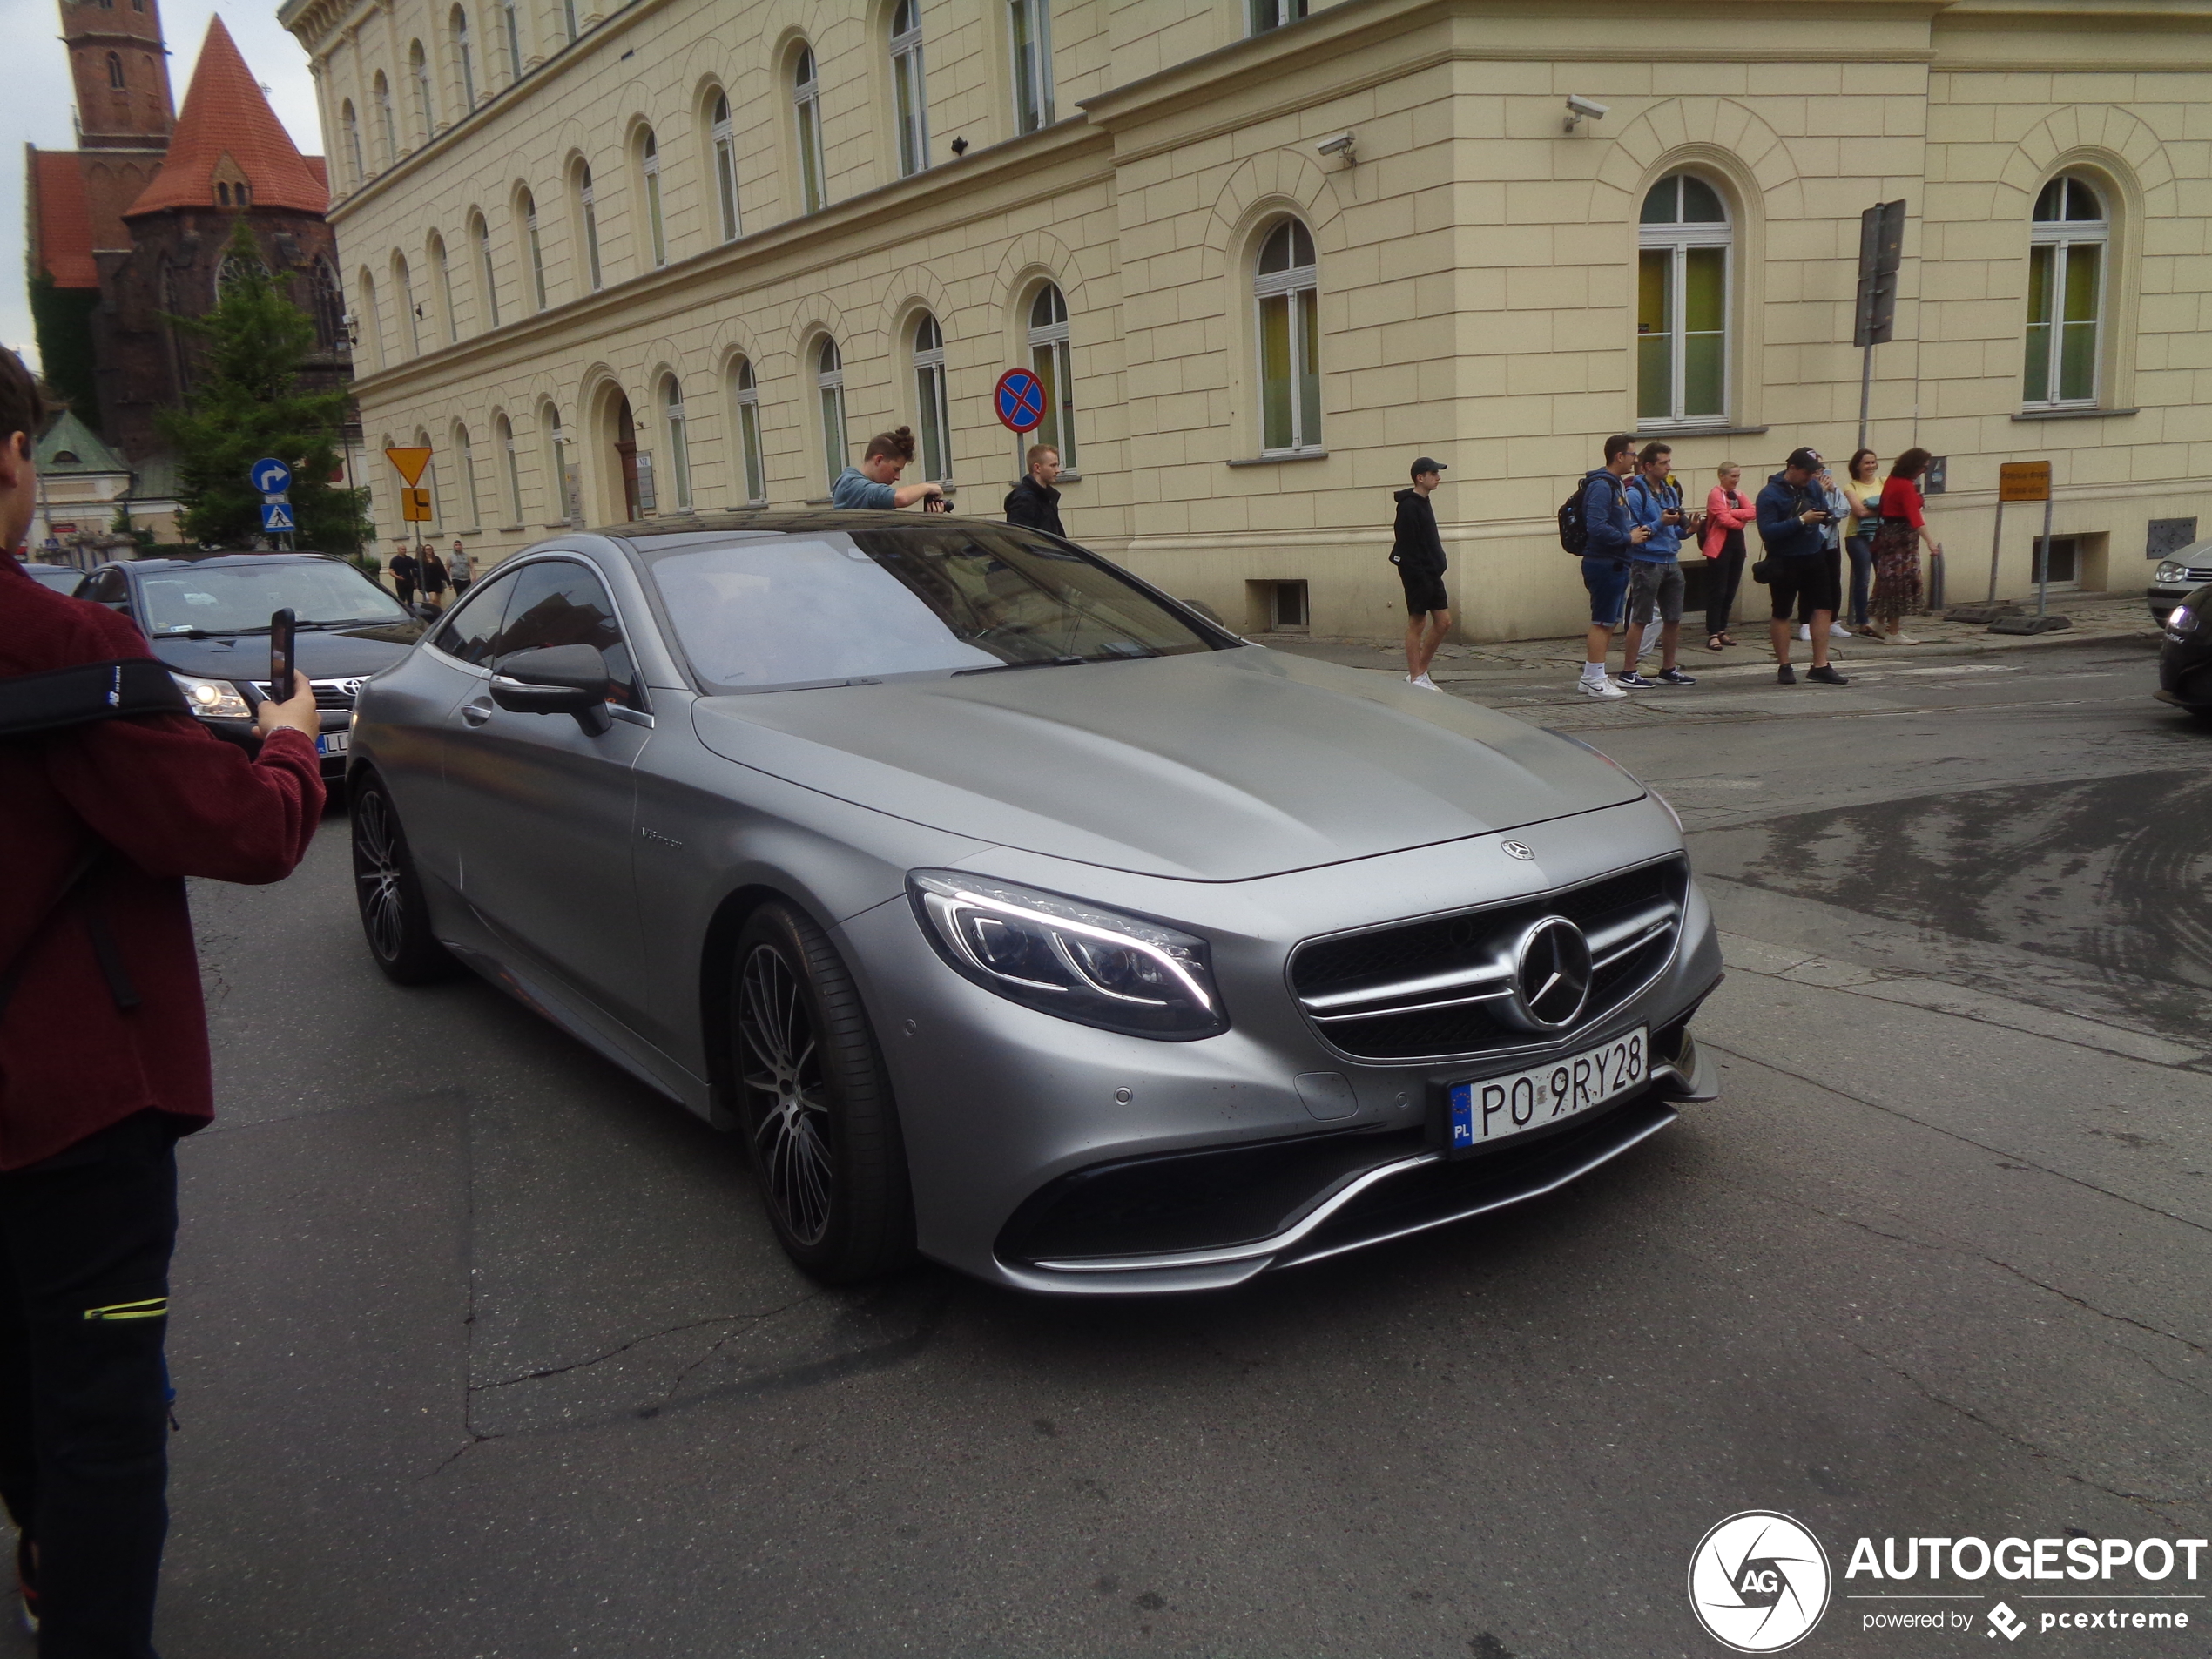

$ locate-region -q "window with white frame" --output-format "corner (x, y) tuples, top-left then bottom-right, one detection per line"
(662, 375), (691, 509)
(451, 7), (475, 108)
(546, 405), (577, 523)
(458, 424), (481, 528)
(815, 337), (847, 492)
(395, 254), (420, 355)
(640, 128), (666, 266)
(356, 269), (382, 370)
(1636, 172), (1730, 427)
(1009, 0), (1054, 134)
(1248, 0), (1306, 31)
(892, 0), (929, 178)
(711, 92), (740, 241)
(913, 312), (951, 482)
(1026, 283), (1075, 469)
(498, 414), (522, 521)
(473, 213), (499, 327)
(502, 0), (522, 82)
(2025, 173), (2107, 408)
(559, 0), (577, 45)
(374, 73), (396, 164)
(793, 46), (827, 212)
(1254, 219), (1319, 454)
(575, 162), (601, 290)
(731, 358), (765, 502)
(410, 40), (434, 140)
(520, 190), (546, 309)
(431, 234), (455, 342)
(341, 102), (363, 185)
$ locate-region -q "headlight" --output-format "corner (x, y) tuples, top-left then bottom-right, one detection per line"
(168, 671), (253, 720)
(2155, 561), (2186, 583)
(2169, 604), (2198, 637)
(907, 871), (1227, 1039)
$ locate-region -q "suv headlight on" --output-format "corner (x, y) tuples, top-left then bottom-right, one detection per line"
(2155, 560), (2188, 584)
(168, 671), (253, 720)
(908, 871), (1227, 1039)
(2168, 604), (2199, 638)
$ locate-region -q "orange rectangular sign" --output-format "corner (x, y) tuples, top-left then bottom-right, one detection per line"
(400, 486), (433, 522)
(384, 445), (433, 488)
(1998, 461), (2051, 502)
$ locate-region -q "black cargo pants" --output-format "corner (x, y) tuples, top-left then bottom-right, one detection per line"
(0, 1110), (179, 1659)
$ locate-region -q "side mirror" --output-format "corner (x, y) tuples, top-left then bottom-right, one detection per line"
(489, 644), (613, 735)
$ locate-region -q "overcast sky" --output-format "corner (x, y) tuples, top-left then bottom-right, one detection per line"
(0, 0), (325, 373)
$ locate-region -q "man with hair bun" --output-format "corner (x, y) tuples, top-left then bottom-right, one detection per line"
(831, 427), (945, 510)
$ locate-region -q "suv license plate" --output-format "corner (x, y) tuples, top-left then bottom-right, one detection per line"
(1448, 1028), (1647, 1153)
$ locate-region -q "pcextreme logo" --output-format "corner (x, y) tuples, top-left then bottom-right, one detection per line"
(1689, 1511), (1833, 1652)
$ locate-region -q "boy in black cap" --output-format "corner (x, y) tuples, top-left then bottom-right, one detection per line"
(1390, 458), (1449, 690)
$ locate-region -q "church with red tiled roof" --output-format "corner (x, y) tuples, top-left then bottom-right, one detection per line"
(24, 2), (350, 469)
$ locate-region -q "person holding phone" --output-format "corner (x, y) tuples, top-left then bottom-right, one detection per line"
(1839, 449), (1882, 637)
(0, 345), (324, 1653)
(1699, 462), (1756, 651)
(1616, 442), (1697, 687)
(1754, 446), (1848, 685)
(830, 428), (944, 510)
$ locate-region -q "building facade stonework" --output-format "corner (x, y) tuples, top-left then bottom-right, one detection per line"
(280, 0), (2212, 640)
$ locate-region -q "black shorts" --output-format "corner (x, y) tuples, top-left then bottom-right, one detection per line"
(1767, 555), (1840, 622)
(1399, 567), (1448, 616)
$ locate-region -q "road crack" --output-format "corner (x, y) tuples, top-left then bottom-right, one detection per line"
(469, 1301), (816, 1393)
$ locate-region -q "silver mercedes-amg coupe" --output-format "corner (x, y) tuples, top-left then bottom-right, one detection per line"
(347, 512), (1720, 1293)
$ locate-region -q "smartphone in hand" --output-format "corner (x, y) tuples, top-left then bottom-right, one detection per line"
(268, 608), (298, 703)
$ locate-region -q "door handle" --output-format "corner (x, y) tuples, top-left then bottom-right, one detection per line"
(461, 699), (493, 726)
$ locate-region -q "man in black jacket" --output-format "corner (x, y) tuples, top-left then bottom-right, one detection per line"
(1003, 445), (1064, 537)
(1390, 458), (1449, 689)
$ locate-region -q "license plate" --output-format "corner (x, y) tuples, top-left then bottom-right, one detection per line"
(316, 731), (349, 757)
(1448, 1028), (1647, 1152)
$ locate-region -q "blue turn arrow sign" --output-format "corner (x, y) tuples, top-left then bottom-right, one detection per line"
(250, 456), (293, 494)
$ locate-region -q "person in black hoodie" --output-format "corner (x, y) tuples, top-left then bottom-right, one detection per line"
(1003, 444), (1065, 536)
(1391, 458), (1450, 689)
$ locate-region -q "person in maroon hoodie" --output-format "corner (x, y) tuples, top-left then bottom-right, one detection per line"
(0, 347), (324, 1656)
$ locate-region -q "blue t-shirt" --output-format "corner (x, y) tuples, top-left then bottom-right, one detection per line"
(829, 466), (897, 510)
(1625, 474), (1683, 561)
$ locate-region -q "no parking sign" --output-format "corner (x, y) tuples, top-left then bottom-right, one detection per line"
(993, 368), (1048, 435)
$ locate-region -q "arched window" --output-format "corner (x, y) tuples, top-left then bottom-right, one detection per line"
(106, 51), (125, 90)
(638, 128), (666, 267)
(457, 424), (481, 528)
(374, 73), (397, 163)
(559, 0), (577, 45)
(730, 358), (765, 503)
(496, 413), (522, 522)
(356, 269), (381, 370)
(913, 312), (951, 482)
(792, 46), (826, 213)
(574, 161), (601, 291)
(1248, 0), (1306, 31)
(891, 0), (929, 179)
(394, 253), (420, 354)
(710, 91), (740, 242)
(815, 336), (847, 492)
(472, 212), (499, 328)
(309, 257), (345, 351)
(409, 40), (435, 141)
(2026, 174), (2107, 408)
(518, 189), (546, 310)
(1253, 220), (1318, 454)
(502, 0), (523, 83)
(430, 233), (455, 342)
(1009, 0), (1053, 133)
(1027, 282), (1076, 469)
(217, 182), (231, 206)
(451, 7), (476, 109)
(1636, 172), (1730, 427)
(341, 100), (364, 185)
(661, 375), (691, 510)
(545, 405), (576, 524)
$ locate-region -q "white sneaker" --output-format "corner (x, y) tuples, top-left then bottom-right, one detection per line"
(1576, 675), (1629, 699)
(1410, 673), (1440, 691)
(1829, 621), (1853, 638)
(1882, 631), (1920, 645)
(1796, 624), (1812, 642)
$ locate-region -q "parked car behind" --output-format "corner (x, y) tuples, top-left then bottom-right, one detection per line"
(2147, 540), (2212, 624)
(346, 513), (1723, 1294)
(15, 559), (84, 593)
(72, 551), (426, 777)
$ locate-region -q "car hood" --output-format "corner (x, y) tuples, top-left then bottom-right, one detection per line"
(148, 622), (424, 683)
(689, 647), (1642, 880)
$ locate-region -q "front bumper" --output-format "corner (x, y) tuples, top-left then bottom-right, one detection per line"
(835, 792), (1723, 1293)
(193, 709), (355, 775)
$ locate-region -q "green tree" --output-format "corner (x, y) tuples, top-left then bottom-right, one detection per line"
(158, 220), (372, 553)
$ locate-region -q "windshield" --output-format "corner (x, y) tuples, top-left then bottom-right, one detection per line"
(647, 527), (1224, 693)
(137, 560), (411, 634)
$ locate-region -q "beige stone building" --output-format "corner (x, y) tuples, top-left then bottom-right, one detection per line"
(279, 0), (2212, 640)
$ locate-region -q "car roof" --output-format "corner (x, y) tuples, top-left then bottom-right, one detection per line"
(608, 509), (989, 551)
(109, 552), (341, 573)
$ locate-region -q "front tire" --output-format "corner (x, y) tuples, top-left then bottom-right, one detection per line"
(731, 903), (914, 1283)
(350, 778), (457, 985)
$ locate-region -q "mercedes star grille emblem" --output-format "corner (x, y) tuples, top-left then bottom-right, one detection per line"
(1506, 916), (1594, 1031)
(1501, 840), (1535, 861)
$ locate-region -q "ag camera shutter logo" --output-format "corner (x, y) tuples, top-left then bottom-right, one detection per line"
(1689, 1511), (1831, 1652)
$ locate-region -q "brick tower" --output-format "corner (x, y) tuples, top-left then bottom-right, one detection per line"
(59, 0), (176, 150)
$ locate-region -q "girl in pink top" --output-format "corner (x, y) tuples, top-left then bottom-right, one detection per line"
(1700, 463), (1757, 650)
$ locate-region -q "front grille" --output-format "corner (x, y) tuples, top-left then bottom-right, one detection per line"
(252, 677), (363, 710)
(1288, 856), (1689, 1062)
(2177, 565), (2212, 584)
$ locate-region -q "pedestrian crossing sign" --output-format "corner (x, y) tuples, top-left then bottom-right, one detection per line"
(260, 501), (296, 532)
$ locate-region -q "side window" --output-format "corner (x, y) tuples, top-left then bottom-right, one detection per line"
(489, 559), (640, 706)
(428, 570), (517, 665)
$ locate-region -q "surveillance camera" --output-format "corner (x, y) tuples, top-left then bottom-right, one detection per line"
(1563, 94), (1610, 132)
(1316, 132), (1356, 163)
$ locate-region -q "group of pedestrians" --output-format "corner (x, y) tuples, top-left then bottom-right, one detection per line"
(382, 541), (473, 615)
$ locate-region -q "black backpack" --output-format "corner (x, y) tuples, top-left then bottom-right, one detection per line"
(1559, 469), (1622, 556)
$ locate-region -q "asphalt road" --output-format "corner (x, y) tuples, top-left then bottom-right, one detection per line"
(64, 633), (2212, 1658)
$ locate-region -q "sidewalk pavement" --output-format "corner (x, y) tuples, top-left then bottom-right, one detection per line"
(1262, 588), (2161, 683)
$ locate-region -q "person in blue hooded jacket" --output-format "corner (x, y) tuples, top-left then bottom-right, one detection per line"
(1754, 446), (1848, 686)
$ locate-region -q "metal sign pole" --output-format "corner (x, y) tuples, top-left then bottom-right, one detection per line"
(1857, 344), (1874, 455)
(1985, 498), (2005, 603)
(2035, 494), (2054, 619)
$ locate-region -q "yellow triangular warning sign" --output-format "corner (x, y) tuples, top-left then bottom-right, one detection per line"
(384, 446), (433, 487)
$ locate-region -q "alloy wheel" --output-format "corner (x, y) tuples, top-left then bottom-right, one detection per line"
(738, 941), (834, 1246)
(353, 788), (407, 962)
